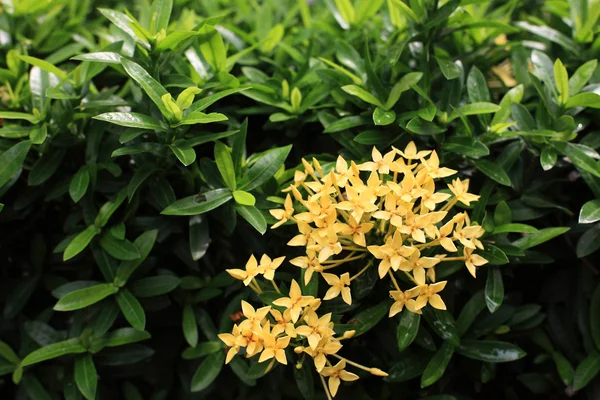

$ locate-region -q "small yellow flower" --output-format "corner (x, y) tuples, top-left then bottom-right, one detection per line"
(395, 141), (431, 160)
(302, 337), (343, 372)
(388, 289), (421, 317)
(464, 247), (488, 277)
(295, 310), (335, 349)
(272, 280), (314, 322)
(259, 254), (286, 281)
(258, 331), (291, 365)
(239, 300), (271, 331)
(448, 178), (480, 206)
(338, 216), (374, 247)
(322, 272), (352, 305)
(287, 222), (313, 246)
(270, 308), (297, 338)
(320, 360), (359, 397)
(218, 324), (242, 364)
(270, 194), (294, 229)
(413, 281), (448, 310)
(398, 248), (440, 284)
(421, 151), (457, 178)
(226, 255), (263, 286)
(359, 147), (397, 174)
(290, 250), (323, 285)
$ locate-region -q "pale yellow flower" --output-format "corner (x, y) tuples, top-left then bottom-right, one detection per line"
(320, 360), (359, 397)
(464, 247), (488, 277)
(259, 254), (286, 280)
(258, 331), (290, 365)
(448, 178), (480, 206)
(413, 281), (447, 310)
(295, 310), (335, 349)
(226, 255), (264, 286)
(388, 289), (421, 317)
(270, 194), (294, 229)
(272, 280), (314, 322)
(359, 147), (397, 174)
(322, 272), (352, 305)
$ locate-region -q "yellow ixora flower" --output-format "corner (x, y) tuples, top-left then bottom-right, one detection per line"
(272, 279), (314, 322)
(320, 360), (359, 397)
(322, 272), (352, 305)
(270, 194), (294, 228)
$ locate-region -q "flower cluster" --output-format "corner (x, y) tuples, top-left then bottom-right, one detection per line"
(220, 142), (488, 398)
(218, 280), (386, 398)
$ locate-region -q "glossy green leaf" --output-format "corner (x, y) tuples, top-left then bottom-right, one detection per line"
(169, 139), (196, 166)
(115, 230), (158, 284)
(485, 267), (504, 313)
(435, 57), (461, 80)
(475, 159), (511, 186)
(150, 0), (173, 34)
(99, 235), (141, 261)
(198, 25), (226, 72)
(385, 72), (422, 110)
(54, 283), (118, 311)
(373, 107), (396, 126)
(234, 204), (266, 234)
(183, 305), (198, 348)
(565, 92), (600, 109)
(421, 342), (455, 388)
(443, 137), (489, 157)
(131, 275), (181, 297)
(116, 289), (146, 331)
(573, 351), (600, 391)
(190, 351), (225, 392)
(569, 59), (597, 94)
(94, 112), (165, 131)
(238, 145), (292, 191)
(120, 59), (169, 116)
(214, 141), (236, 190)
(162, 189), (232, 216)
(21, 338), (86, 367)
(69, 166), (90, 203)
(0, 140), (31, 189)
(75, 355), (97, 400)
(341, 85), (383, 107)
(397, 310), (420, 352)
(580, 200), (600, 224)
(64, 226), (100, 261)
(512, 227), (570, 250)
(422, 307), (460, 346)
(457, 340), (526, 363)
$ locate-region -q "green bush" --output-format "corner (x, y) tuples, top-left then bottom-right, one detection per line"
(1, 0), (600, 398)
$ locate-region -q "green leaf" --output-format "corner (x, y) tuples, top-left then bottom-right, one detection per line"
(169, 139), (196, 166)
(188, 88), (249, 113)
(234, 204), (267, 234)
(29, 124), (47, 145)
(232, 190), (255, 206)
(554, 142), (600, 179)
(422, 307), (460, 346)
(491, 84), (524, 127)
(94, 112), (166, 131)
(64, 226), (100, 261)
(373, 107), (396, 126)
(569, 60), (598, 95)
(404, 118), (445, 135)
(21, 338), (86, 367)
(478, 244), (509, 265)
(190, 351), (225, 392)
(421, 342), (455, 388)
(334, 0), (355, 24)
(198, 25), (226, 72)
(492, 224), (538, 234)
(554, 59), (569, 104)
(323, 116), (370, 133)
(150, 0), (173, 34)
(99, 9), (150, 48)
(72, 52), (123, 64)
(175, 111), (228, 126)
(353, 130), (393, 145)
(385, 72), (422, 110)
(443, 137), (489, 157)
(214, 141), (236, 190)
(335, 301), (390, 337)
(120, 59), (169, 117)
(573, 351), (600, 391)
(577, 223), (600, 258)
(496, 202), (514, 226)
(182, 341), (223, 359)
(115, 230), (158, 284)
(98, 328), (151, 348)
(183, 305), (198, 348)
(512, 227), (570, 250)
(131, 275), (181, 297)
(516, 21), (580, 53)
(485, 267), (504, 313)
(475, 159), (511, 186)
(162, 189), (232, 216)
(553, 352), (574, 387)
(396, 310), (420, 352)
(19, 55), (67, 80)
(0, 140), (31, 189)
(0, 111), (39, 123)
(175, 87), (202, 111)
(69, 166), (90, 203)
(580, 200), (600, 224)
(449, 102), (501, 122)
(75, 355), (97, 400)
(99, 235), (141, 261)
(0, 341), (20, 364)
(54, 283), (118, 311)
(435, 57), (461, 80)
(246, 359), (275, 379)
(456, 291), (486, 336)
(590, 284), (600, 352)
(341, 85), (383, 107)
(238, 145), (292, 191)
(565, 92), (600, 109)
(540, 147), (558, 171)
(457, 340), (526, 363)
(116, 289), (146, 331)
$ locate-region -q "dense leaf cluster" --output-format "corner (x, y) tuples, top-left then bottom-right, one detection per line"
(0, 0), (600, 399)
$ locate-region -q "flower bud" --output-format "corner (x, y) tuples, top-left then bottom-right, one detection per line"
(343, 330), (356, 339)
(370, 368), (389, 377)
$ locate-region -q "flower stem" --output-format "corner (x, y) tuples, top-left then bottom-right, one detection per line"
(270, 280), (281, 294)
(319, 373), (333, 400)
(331, 354), (371, 373)
(252, 278), (263, 294)
(388, 270), (401, 291)
(350, 261), (373, 282)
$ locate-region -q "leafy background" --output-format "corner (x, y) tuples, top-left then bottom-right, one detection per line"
(0, 0), (600, 399)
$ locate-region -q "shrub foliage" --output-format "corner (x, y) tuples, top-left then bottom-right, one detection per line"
(0, 0), (600, 399)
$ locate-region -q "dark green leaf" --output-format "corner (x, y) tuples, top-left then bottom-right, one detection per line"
(54, 283), (118, 311)
(238, 145), (292, 191)
(421, 342), (455, 388)
(573, 351), (600, 391)
(475, 159), (511, 186)
(485, 267), (504, 313)
(397, 310), (420, 352)
(162, 189), (232, 216)
(99, 235), (141, 261)
(75, 355), (97, 400)
(0, 140), (31, 190)
(190, 351), (225, 392)
(21, 338), (86, 367)
(116, 289), (146, 331)
(457, 340), (526, 363)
